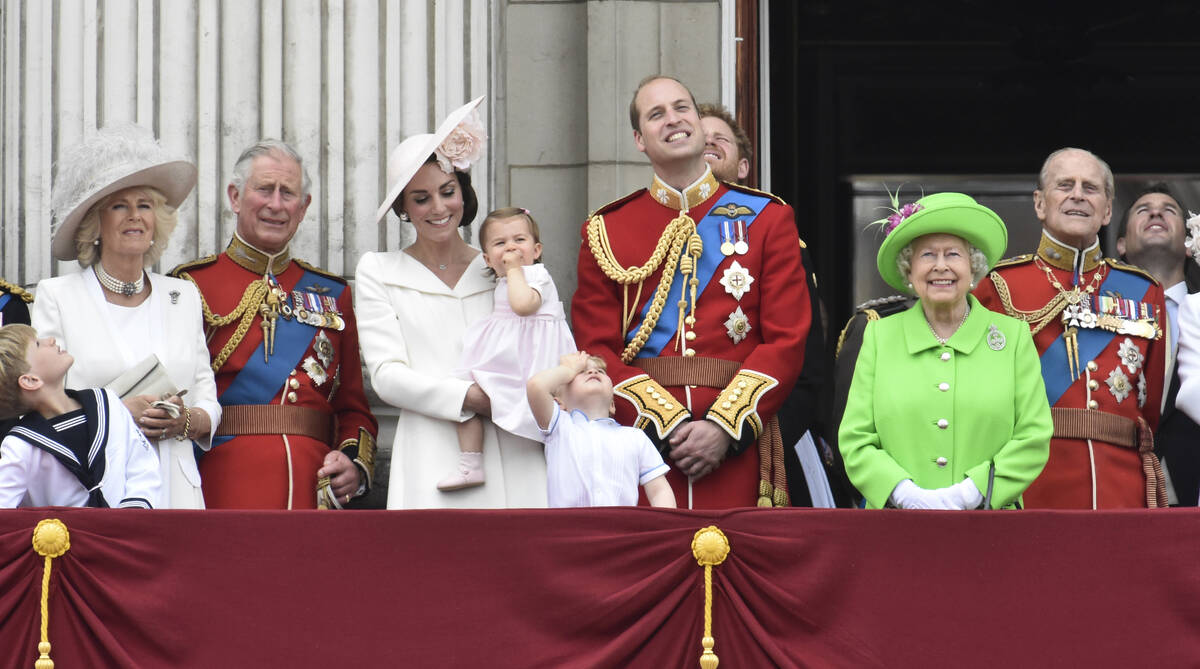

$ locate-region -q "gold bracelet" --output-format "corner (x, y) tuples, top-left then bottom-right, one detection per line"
(175, 408), (192, 442)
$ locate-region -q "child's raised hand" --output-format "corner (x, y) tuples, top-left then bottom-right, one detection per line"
(500, 249), (526, 272)
(559, 350), (590, 375)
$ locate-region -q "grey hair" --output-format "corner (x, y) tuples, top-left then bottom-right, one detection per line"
(896, 240), (990, 287)
(229, 139), (312, 197)
(1037, 147), (1114, 200)
(74, 187), (177, 268)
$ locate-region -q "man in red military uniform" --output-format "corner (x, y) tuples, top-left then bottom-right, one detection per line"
(974, 147), (1168, 508)
(172, 140), (377, 509)
(571, 76), (811, 508)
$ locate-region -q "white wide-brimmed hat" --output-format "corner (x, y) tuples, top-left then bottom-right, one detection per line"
(375, 95), (486, 224)
(51, 124), (197, 261)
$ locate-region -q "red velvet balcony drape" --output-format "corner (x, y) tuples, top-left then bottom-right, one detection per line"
(1, 508), (1197, 668)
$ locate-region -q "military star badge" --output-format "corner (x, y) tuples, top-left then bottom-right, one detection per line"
(302, 355), (328, 386)
(719, 261), (754, 300)
(1137, 372), (1147, 408)
(314, 330), (334, 368)
(1117, 337), (1144, 374)
(724, 306), (751, 344)
(1106, 367), (1132, 403)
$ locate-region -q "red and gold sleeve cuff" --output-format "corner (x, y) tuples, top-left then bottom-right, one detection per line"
(705, 369), (779, 443)
(613, 374), (690, 439)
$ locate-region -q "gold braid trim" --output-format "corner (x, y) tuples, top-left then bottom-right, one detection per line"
(587, 213), (696, 363)
(987, 270), (1070, 336)
(179, 271), (269, 372)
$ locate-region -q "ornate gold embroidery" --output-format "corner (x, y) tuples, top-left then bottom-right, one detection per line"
(613, 374), (689, 439)
(705, 370), (779, 441)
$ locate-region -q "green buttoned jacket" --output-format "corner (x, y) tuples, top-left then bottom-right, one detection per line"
(838, 295), (1052, 509)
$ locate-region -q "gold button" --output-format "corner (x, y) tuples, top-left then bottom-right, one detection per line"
(738, 381), (748, 389)
(289, 378), (300, 389)
(684, 349), (696, 357)
(1087, 399), (1098, 409)
(732, 389), (742, 397)
(290, 369), (297, 376)
(722, 402), (732, 409)
(656, 398), (666, 405)
(1087, 361), (1098, 372)
(938, 383), (950, 392)
(664, 403), (673, 410)
(1088, 380), (1099, 390)
(286, 391), (298, 403)
(685, 331), (697, 341)
(685, 316), (696, 326)
(651, 391), (661, 400)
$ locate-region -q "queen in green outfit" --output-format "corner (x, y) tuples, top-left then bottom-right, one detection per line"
(839, 192), (1052, 509)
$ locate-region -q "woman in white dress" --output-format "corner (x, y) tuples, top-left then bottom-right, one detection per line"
(355, 97), (548, 509)
(32, 124), (220, 509)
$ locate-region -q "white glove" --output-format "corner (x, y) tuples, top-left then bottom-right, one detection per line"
(944, 478), (984, 510)
(889, 479), (953, 510)
(890, 478), (982, 510)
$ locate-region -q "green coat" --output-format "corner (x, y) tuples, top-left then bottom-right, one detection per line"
(838, 295), (1052, 509)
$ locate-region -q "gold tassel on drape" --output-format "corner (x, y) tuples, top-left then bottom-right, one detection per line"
(691, 526), (731, 669)
(31, 518), (70, 669)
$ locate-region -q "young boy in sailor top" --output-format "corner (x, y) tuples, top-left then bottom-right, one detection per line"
(0, 324), (161, 508)
(527, 351), (676, 508)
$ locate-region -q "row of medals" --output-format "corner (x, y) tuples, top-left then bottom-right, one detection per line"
(1061, 289), (1158, 340)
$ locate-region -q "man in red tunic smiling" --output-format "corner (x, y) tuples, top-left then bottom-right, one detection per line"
(571, 76), (811, 508)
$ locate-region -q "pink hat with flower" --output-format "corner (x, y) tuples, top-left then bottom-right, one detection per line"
(375, 96), (486, 225)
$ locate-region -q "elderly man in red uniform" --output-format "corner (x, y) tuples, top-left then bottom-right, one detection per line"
(571, 76), (810, 508)
(172, 140), (377, 509)
(974, 147), (1168, 508)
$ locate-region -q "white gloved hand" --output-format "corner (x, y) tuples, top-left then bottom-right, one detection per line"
(925, 478), (985, 510)
(889, 479), (956, 510)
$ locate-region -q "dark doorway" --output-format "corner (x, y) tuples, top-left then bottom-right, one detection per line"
(768, 0), (1200, 333)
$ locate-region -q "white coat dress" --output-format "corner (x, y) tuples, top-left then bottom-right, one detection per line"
(31, 269), (221, 509)
(355, 250), (548, 509)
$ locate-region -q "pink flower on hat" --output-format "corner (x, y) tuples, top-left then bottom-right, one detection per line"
(871, 184), (923, 236)
(435, 109), (486, 173)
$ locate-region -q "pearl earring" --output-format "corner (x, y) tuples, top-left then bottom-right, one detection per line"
(969, 281), (975, 290)
(399, 212), (410, 222)
(93, 239), (100, 246)
(906, 282), (913, 290)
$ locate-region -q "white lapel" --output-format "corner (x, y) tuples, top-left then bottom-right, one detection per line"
(384, 251), (494, 298)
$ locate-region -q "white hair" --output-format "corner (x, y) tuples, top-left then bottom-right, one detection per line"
(229, 139), (311, 198)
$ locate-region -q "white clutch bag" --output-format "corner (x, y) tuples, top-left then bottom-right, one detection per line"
(105, 354), (178, 400)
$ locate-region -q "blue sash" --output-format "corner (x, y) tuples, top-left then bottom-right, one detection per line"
(212, 270), (344, 446)
(631, 190), (770, 358)
(1041, 268), (1152, 405)
(0, 293), (11, 312)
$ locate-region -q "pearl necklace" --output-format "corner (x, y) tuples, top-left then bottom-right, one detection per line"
(928, 305), (969, 345)
(95, 264), (145, 297)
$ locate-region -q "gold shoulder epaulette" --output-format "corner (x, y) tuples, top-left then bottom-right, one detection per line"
(295, 259), (348, 285)
(725, 181), (785, 206)
(588, 189), (646, 218)
(1105, 258), (1160, 285)
(992, 253), (1034, 269)
(0, 278), (33, 303)
(168, 254), (218, 278)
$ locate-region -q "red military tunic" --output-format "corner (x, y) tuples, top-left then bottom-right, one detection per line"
(172, 235), (377, 509)
(974, 232), (1167, 508)
(571, 169), (811, 508)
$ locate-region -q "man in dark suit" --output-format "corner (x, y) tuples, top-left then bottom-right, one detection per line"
(1116, 182), (1200, 505)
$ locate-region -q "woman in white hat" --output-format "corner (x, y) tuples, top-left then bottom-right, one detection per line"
(355, 97), (548, 508)
(31, 124), (221, 509)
